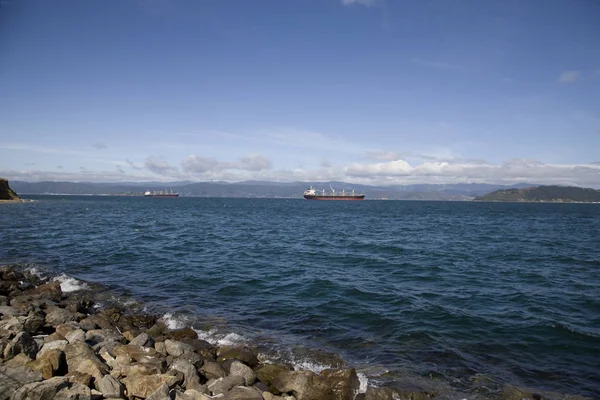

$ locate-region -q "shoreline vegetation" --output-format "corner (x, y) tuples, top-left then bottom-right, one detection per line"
(473, 186), (600, 203)
(0, 178), (22, 203)
(0, 265), (593, 400)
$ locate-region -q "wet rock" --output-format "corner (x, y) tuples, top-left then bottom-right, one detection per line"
(147, 322), (168, 339)
(230, 360), (257, 385)
(61, 298), (94, 315)
(206, 374), (245, 396)
(320, 368), (359, 400)
(217, 345), (259, 367)
(97, 374), (124, 398)
(180, 338), (216, 360)
(85, 329), (125, 345)
(364, 387), (430, 400)
(10, 376), (70, 400)
(78, 315), (113, 331)
(45, 306), (76, 326)
(63, 341), (109, 382)
(54, 383), (92, 400)
(165, 339), (196, 357)
(28, 348), (67, 379)
(129, 332), (155, 347)
(200, 360), (227, 380)
(4, 330), (39, 359)
(121, 373), (179, 398)
(272, 370), (331, 400)
(167, 327), (198, 341)
(226, 386), (265, 400)
(255, 363), (293, 387)
(26, 281), (63, 302)
(65, 328), (86, 343)
(169, 359), (201, 390)
(0, 266), (24, 282)
(130, 314), (158, 330)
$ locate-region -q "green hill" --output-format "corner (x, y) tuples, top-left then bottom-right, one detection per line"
(474, 185), (600, 203)
(0, 178), (20, 201)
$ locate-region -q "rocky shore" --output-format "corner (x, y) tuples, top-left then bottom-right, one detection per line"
(0, 179), (21, 203)
(0, 265), (593, 400)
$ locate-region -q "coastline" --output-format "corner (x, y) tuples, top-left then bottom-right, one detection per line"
(0, 264), (593, 400)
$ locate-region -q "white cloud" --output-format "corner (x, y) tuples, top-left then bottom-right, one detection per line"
(366, 151), (399, 161)
(181, 153), (272, 174)
(144, 156), (179, 175)
(557, 70), (580, 84)
(341, 0), (376, 6)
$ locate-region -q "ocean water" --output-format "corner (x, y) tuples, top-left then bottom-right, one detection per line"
(1, 196), (599, 398)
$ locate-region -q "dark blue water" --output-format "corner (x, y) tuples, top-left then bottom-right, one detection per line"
(1, 196), (599, 397)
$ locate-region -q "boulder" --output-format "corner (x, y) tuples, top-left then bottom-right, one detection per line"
(166, 327), (198, 341)
(255, 363), (293, 387)
(129, 332), (155, 347)
(121, 373), (179, 398)
(3, 331), (39, 359)
(230, 360), (257, 385)
(112, 343), (158, 360)
(9, 376), (70, 400)
(146, 382), (170, 400)
(37, 339), (69, 358)
(0, 305), (25, 317)
(26, 281), (63, 302)
(67, 371), (93, 387)
(23, 312), (46, 334)
(200, 360), (227, 380)
(97, 374), (124, 398)
(54, 383), (92, 400)
(5, 353), (33, 369)
(28, 348), (66, 379)
(271, 370), (332, 400)
(180, 338), (216, 360)
(206, 375), (245, 396)
(217, 345), (259, 367)
(320, 368), (360, 400)
(44, 332), (66, 343)
(0, 316), (24, 334)
(78, 315), (113, 331)
(165, 339), (196, 357)
(183, 389), (211, 400)
(85, 329), (125, 345)
(45, 307), (76, 326)
(65, 329), (86, 343)
(155, 341), (167, 355)
(55, 322), (80, 338)
(63, 341), (109, 382)
(0, 266), (24, 281)
(226, 386), (264, 400)
(169, 359), (201, 390)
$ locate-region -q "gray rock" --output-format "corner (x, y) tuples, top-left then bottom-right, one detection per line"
(207, 375), (245, 396)
(55, 383), (92, 400)
(0, 369), (20, 400)
(0, 316), (24, 334)
(183, 389), (211, 400)
(28, 348), (66, 379)
(3, 331), (38, 359)
(37, 340), (69, 358)
(121, 374), (179, 399)
(85, 329), (125, 345)
(65, 329), (86, 343)
(200, 360), (227, 380)
(0, 365), (43, 384)
(230, 360), (257, 386)
(217, 346), (259, 367)
(10, 376), (70, 400)
(97, 375), (124, 398)
(155, 341), (167, 355)
(4, 353), (32, 368)
(45, 307), (75, 326)
(226, 386), (264, 400)
(254, 363), (293, 387)
(0, 306), (25, 317)
(23, 312), (46, 334)
(146, 383), (170, 400)
(164, 339), (196, 357)
(63, 341), (109, 383)
(271, 370), (331, 400)
(169, 359), (201, 390)
(129, 332), (155, 347)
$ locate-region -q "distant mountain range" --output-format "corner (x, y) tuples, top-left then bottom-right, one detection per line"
(474, 185), (600, 203)
(9, 180), (540, 201)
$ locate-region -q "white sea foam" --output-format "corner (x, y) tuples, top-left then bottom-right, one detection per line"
(194, 329), (246, 346)
(357, 373), (369, 393)
(25, 266), (46, 279)
(161, 313), (188, 330)
(52, 273), (88, 293)
(292, 360), (332, 374)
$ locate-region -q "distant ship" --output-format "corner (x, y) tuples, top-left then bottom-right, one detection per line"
(144, 189), (179, 198)
(303, 186), (365, 201)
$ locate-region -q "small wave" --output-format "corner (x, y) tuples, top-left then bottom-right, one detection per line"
(195, 329), (246, 346)
(52, 273), (88, 292)
(160, 312), (189, 330)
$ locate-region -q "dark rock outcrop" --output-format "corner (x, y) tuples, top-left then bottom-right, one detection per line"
(0, 178), (19, 201)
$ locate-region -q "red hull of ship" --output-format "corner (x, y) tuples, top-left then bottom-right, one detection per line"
(304, 195), (365, 200)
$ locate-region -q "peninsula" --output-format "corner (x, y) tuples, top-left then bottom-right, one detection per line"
(474, 185), (600, 203)
(0, 178), (21, 203)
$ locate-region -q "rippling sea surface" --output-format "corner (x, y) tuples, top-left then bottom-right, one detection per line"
(2, 196), (599, 397)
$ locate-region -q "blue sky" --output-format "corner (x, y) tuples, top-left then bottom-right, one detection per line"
(1, 0), (599, 186)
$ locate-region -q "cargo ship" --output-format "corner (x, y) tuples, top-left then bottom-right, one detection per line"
(144, 189), (179, 198)
(303, 186), (365, 201)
